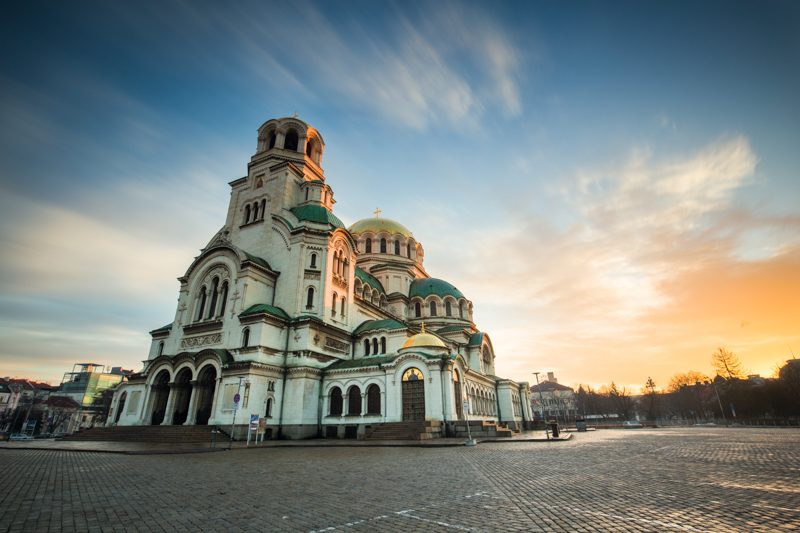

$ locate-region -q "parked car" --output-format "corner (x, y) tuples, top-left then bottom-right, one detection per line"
(622, 420), (643, 428)
(9, 433), (34, 441)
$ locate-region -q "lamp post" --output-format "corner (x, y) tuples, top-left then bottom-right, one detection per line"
(533, 372), (549, 440)
(229, 377), (248, 449)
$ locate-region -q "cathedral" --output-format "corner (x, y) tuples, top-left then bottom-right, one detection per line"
(109, 116), (532, 439)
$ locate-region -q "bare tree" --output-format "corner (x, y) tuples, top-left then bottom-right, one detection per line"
(712, 347), (746, 379)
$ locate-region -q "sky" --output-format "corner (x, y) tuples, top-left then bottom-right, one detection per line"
(1, 1), (798, 390)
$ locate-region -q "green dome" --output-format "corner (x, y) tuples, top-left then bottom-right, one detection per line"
(409, 278), (465, 300)
(348, 217), (413, 238)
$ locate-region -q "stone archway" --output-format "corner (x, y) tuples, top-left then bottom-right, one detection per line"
(402, 367), (425, 421)
(150, 370), (170, 425)
(194, 365), (217, 425)
(171, 368), (192, 425)
(114, 392), (127, 424)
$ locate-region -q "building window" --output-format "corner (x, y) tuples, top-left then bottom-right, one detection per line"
(284, 129), (298, 151)
(332, 293), (337, 316)
(365, 238), (372, 253)
(329, 387), (343, 416)
(251, 202), (259, 221)
(306, 287), (314, 309)
(260, 199), (266, 219)
(158, 342), (164, 356)
(241, 328), (250, 347)
(406, 243), (411, 257)
(207, 277), (219, 319)
(415, 302), (421, 318)
(380, 337), (386, 354)
(445, 301), (452, 317)
(380, 238), (387, 253)
(366, 385), (381, 415)
(364, 338), (370, 355)
(347, 386), (361, 415)
(265, 398), (273, 418)
(459, 302), (465, 319)
(340, 297), (346, 317)
(372, 338), (378, 354)
(219, 281), (229, 316)
(196, 287), (207, 321)
(394, 240), (400, 255)
(268, 131), (276, 149)
(310, 253), (317, 269)
(244, 205), (251, 224)
(429, 301), (437, 316)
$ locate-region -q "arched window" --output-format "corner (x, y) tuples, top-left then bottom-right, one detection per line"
(158, 341), (164, 357)
(306, 139), (313, 156)
(394, 240), (400, 255)
(332, 293), (337, 316)
(482, 348), (492, 373)
(415, 302), (421, 318)
(196, 287), (207, 321)
(367, 384), (381, 415)
(265, 398), (273, 418)
(406, 243), (411, 257)
(260, 199), (266, 219)
(329, 387), (343, 416)
(340, 297), (346, 317)
(347, 386), (361, 415)
(306, 287), (314, 309)
(241, 327), (250, 347)
(429, 301), (437, 317)
(380, 238), (387, 253)
(310, 253), (317, 268)
(244, 205), (251, 224)
(219, 281), (229, 316)
(284, 129), (298, 151)
(445, 301), (452, 317)
(459, 302), (465, 319)
(268, 131), (276, 149)
(207, 277), (219, 319)
(251, 202), (258, 221)
(364, 338), (370, 356)
(380, 337), (386, 354)
(372, 338), (379, 354)
(365, 238), (372, 253)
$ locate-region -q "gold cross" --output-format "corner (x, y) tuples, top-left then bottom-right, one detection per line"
(373, 207), (381, 218)
(420, 321), (426, 334)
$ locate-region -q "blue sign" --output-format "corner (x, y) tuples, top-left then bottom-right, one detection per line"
(233, 393), (241, 404)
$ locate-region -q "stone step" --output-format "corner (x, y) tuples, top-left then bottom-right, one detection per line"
(62, 425), (230, 443)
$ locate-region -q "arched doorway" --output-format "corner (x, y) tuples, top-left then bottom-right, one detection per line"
(171, 368), (192, 425)
(114, 392), (127, 424)
(194, 365), (217, 425)
(402, 367), (425, 421)
(453, 370), (463, 419)
(150, 370), (170, 425)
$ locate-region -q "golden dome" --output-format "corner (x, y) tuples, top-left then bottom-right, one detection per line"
(348, 217), (413, 238)
(401, 323), (447, 349)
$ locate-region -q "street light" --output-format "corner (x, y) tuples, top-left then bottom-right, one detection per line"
(533, 372), (549, 440)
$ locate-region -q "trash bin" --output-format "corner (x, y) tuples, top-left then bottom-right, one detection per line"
(548, 421), (559, 438)
(576, 419), (587, 432)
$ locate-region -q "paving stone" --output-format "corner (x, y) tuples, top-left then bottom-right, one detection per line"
(0, 428), (798, 531)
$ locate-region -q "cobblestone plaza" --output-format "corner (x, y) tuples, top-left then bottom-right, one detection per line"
(1, 428), (798, 532)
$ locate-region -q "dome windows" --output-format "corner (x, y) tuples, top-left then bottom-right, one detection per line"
(284, 129), (299, 151)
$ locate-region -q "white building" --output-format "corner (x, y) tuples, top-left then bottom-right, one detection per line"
(109, 116), (532, 439)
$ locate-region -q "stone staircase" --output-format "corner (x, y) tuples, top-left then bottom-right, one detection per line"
(60, 425), (230, 444)
(363, 421), (443, 440)
(452, 420), (514, 439)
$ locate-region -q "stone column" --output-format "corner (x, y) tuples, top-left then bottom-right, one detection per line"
(185, 380), (199, 425)
(162, 383), (177, 425)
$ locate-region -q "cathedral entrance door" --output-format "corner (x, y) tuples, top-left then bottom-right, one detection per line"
(171, 368), (192, 425)
(401, 367), (425, 421)
(149, 370), (170, 425)
(194, 365), (217, 425)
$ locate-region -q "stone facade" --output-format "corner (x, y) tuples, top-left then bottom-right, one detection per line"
(109, 116), (532, 438)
